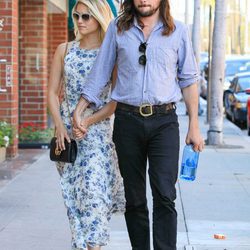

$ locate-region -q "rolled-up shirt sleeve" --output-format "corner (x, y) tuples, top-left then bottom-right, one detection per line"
(177, 25), (199, 88)
(81, 20), (117, 108)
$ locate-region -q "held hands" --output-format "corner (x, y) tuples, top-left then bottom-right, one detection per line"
(73, 117), (90, 140)
(72, 97), (89, 139)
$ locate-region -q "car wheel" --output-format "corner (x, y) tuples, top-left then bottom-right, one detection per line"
(231, 111), (238, 125)
(223, 92), (226, 107)
(225, 112), (231, 120)
(231, 112), (235, 123)
(224, 94), (230, 117)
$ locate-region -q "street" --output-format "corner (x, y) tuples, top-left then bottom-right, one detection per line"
(0, 101), (250, 250)
(1, 0), (250, 249)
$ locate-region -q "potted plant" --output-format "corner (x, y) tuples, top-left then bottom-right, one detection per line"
(18, 122), (54, 149)
(0, 121), (14, 163)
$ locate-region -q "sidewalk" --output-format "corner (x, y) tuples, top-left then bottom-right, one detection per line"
(0, 101), (250, 250)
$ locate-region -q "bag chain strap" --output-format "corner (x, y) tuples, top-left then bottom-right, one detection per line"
(61, 42), (74, 139)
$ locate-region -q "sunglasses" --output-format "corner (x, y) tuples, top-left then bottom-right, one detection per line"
(139, 42), (147, 66)
(73, 12), (92, 21)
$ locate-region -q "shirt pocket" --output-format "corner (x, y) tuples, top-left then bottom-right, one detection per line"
(151, 46), (178, 72)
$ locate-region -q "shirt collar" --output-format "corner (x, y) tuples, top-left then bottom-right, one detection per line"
(133, 17), (164, 31)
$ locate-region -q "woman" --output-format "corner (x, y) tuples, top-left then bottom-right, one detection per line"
(47, 1), (125, 250)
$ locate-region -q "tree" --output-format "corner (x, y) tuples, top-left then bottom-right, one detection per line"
(185, 0), (189, 24)
(207, 0), (227, 145)
(192, 0), (201, 68)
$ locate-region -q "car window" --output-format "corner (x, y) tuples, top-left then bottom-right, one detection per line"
(225, 61), (249, 76)
(239, 62), (250, 73)
(235, 83), (242, 92)
(237, 76), (250, 92)
(244, 62), (250, 71)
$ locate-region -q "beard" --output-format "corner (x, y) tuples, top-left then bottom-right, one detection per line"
(135, 4), (160, 17)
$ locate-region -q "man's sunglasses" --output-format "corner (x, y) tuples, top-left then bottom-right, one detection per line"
(73, 12), (92, 21)
(139, 42), (147, 66)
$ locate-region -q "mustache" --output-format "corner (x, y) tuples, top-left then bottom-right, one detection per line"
(138, 4), (151, 8)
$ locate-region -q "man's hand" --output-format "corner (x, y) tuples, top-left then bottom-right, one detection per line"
(73, 97), (89, 136)
(182, 83), (204, 152)
(73, 117), (91, 140)
(185, 126), (204, 152)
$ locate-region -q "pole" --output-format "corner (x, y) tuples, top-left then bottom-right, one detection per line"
(185, 0), (189, 24)
(206, 5), (212, 123)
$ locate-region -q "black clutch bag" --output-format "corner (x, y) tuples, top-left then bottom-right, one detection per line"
(49, 137), (77, 164)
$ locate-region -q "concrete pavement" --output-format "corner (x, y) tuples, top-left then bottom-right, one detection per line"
(0, 101), (250, 250)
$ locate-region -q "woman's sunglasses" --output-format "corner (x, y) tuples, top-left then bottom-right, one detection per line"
(73, 12), (92, 21)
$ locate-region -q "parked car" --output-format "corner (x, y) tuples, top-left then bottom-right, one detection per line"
(241, 61), (250, 73)
(199, 74), (207, 99)
(246, 88), (250, 136)
(200, 58), (208, 73)
(202, 55), (250, 99)
(224, 72), (250, 124)
(200, 52), (208, 61)
(223, 55), (250, 91)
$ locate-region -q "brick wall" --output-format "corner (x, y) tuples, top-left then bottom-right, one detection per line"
(19, 0), (48, 130)
(0, 0), (19, 157)
(0, 1), (68, 157)
(47, 12), (68, 76)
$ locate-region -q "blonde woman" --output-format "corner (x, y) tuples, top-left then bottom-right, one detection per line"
(48, 1), (125, 249)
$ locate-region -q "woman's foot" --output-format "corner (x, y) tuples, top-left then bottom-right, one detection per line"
(87, 245), (101, 250)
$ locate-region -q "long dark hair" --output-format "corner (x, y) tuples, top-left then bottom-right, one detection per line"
(117, 0), (175, 36)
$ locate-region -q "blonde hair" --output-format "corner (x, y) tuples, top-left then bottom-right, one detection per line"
(72, 0), (113, 42)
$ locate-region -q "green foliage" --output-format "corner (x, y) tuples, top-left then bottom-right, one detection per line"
(19, 122), (54, 143)
(0, 121), (14, 147)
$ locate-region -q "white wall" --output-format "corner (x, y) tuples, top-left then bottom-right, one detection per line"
(48, 0), (67, 13)
(170, 0), (194, 24)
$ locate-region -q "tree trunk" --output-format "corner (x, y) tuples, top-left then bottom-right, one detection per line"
(207, 0), (227, 145)
(185, 0), (189, 24)
(192, 0), (201, 68)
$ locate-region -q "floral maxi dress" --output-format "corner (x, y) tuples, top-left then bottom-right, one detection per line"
(56, 41), (125, 250)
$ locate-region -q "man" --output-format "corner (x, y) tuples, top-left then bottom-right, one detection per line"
(73, 0), (204, 249)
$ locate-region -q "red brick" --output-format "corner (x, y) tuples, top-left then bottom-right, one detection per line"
(0, 0), (19, 157)
(0, 2), (7, 9)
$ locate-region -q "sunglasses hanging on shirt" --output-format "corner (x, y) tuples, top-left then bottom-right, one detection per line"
(139, 42), (147, 66)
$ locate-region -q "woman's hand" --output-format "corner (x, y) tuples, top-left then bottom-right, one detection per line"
(55, 123), (71, 151)
(73, 97), (89, 134)
(73, 117), (90, 140)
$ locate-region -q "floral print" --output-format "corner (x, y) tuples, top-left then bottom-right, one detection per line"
(56, 41), (125, 250)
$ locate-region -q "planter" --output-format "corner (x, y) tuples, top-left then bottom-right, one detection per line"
(18, 142), (50, 149)
(0, 147), (6, 163)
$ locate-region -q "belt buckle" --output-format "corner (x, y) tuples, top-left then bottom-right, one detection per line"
(139, 103), (153, 117)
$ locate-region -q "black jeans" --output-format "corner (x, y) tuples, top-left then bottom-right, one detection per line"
(113, 109), (180, 250)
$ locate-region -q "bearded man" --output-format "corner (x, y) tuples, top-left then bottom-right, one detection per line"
(74, 1), (204, 249)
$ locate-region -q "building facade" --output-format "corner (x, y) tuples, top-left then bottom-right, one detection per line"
(0, 0), (68, 157)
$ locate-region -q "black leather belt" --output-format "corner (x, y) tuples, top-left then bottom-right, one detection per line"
(116, 102), (176, 117)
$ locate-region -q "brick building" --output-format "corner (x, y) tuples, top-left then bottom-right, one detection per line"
(0, 0), (68, 157)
